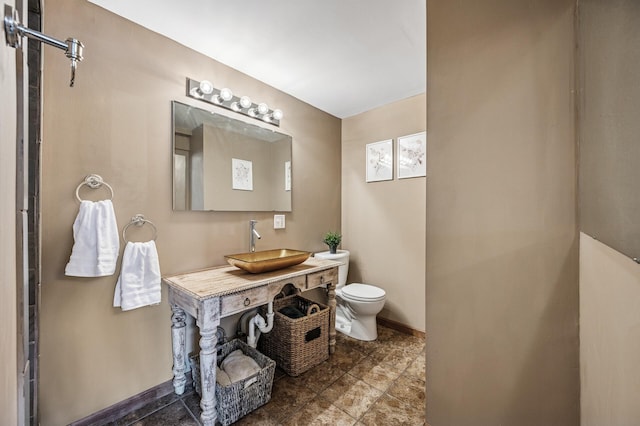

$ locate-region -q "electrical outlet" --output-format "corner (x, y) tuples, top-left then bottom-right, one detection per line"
(274, 215), (285, 229)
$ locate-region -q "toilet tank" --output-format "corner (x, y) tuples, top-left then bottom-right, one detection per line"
(314, 250), (349, 287)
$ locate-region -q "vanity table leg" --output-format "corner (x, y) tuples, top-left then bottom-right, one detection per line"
(197, 297), (220, 426)
(327, 281), (337, 354)
(170, 304), (187, 395)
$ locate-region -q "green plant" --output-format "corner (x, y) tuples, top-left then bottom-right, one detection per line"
(323, 231), (342, 253)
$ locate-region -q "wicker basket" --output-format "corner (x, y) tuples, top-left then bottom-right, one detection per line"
(189, 339), (276, 426)
(259, 294), (330, 376)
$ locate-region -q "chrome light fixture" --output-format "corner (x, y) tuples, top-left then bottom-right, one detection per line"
(186, 77), (283, 127)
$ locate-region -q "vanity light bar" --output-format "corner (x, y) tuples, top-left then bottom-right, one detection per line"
(186, 77), (283, 127)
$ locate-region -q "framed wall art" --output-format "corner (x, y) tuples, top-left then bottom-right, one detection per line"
(366, 139), (393, 182)
(232, 158), (253, 191)
(397, 131), (426, 179)
(285, 160), (291, 191)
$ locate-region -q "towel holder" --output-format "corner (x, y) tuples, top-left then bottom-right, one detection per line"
(75, 174), (114, 202)
(122, 214), (158, 242)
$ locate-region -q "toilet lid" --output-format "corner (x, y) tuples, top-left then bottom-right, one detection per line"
(342, 283), (386, 301)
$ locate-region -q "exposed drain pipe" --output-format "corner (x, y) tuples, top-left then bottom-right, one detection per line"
(247, 302), (274, 348)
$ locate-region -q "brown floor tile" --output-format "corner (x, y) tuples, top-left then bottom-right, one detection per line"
(320, 373), (383, 419)
(360, 393), (425, 426)
(349, 356), (404, 392)
(274, 367), (288, 381)
(110, 325), (427, 426)
(295, 359), (347, 393)
(336, 332), (381, 355)
(405, 352), (426, 382)
(260, 375), (318, 421)
(181, 392), (202, 420)
(388, 374), (426, 408)
(233, 404), (281, 425)
(369, 346), (416, 371)
(376, 334), (425, 355)
(328, 344), (367, 371)
(375, 326), (399, 342)
(282, 396), (357, 426)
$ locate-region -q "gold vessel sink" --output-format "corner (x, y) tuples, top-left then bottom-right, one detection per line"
(225, 249), (311, 274)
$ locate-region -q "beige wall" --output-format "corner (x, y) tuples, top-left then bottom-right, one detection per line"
(427, 0), (579, 424)
(341, 94), (426, 332)
(39, 1), (341, 424)
(580, 234), (640, 425)
(1, 0), (18, 423)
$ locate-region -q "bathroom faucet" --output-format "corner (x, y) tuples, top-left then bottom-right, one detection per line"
(249, 220), (261, 252)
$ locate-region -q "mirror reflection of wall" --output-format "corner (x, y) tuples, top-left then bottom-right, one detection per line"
(172, 101), (292, 212)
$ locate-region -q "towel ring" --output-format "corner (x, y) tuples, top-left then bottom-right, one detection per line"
(122, 214), (158, 242)
(75, 174), (114, 202)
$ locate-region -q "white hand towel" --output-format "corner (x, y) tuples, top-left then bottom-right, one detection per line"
(113, 240), (161, 311)
(65, 200), (119, 277)
(220, 349), (261, 383)
(216, 366), (232, 387)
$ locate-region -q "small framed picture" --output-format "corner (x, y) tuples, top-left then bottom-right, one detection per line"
(397, 131), (426, 179)
(232, 158), (253, 191)
(366, 139), (393, 182)
(285, 161), (291, 191)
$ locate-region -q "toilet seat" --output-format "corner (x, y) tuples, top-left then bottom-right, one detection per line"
(341, 283), (386, 302)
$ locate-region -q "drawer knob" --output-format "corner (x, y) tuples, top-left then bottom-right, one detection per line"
(244, 297), (251, 306)
(320, 275), (324, 284)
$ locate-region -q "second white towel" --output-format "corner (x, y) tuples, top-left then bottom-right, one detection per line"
(113, 240), (161, 311)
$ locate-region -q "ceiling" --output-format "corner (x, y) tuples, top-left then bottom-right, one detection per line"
(87, 0), (426, 119)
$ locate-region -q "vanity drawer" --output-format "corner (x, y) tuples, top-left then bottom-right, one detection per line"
(307, 268), (338, 289)
(220, 286), (270, 317)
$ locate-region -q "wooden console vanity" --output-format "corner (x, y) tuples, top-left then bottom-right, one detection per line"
(162, 257), (339, 426)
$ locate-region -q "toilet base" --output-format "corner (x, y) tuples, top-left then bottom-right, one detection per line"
(335, 309), (378, 341)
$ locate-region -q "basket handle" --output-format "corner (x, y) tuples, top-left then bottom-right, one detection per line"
(243, 375), (259, 390)
(306, 304), (320, 316)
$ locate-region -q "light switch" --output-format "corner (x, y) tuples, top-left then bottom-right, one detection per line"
(274, 214), (285, 229)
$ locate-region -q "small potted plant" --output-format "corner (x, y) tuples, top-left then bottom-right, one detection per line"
(323, 231), (342, 254)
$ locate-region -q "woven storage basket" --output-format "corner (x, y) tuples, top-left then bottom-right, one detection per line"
(259, 294), (330, 376)
(189, 339), (276, 426)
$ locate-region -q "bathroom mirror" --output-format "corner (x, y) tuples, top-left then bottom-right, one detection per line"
(172, 101), (292, 212)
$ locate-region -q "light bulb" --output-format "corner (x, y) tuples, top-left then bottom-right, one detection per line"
(220, 87), (233, 101)
(239, 96), (252, 109)
(199, 80), (214, 95)
(213, 88), (233, 104)
(257, 103), (269, 115)
(272, 109), (283, 120)
(230, 102), (241, 112)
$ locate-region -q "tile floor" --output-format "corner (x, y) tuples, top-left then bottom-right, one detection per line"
(109, 325), (426, 425)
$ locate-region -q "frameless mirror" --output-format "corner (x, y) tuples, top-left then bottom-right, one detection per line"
(172, 101), (292, 211)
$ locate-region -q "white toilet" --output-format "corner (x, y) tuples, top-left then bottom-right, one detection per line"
(314, 250), (386, 341)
